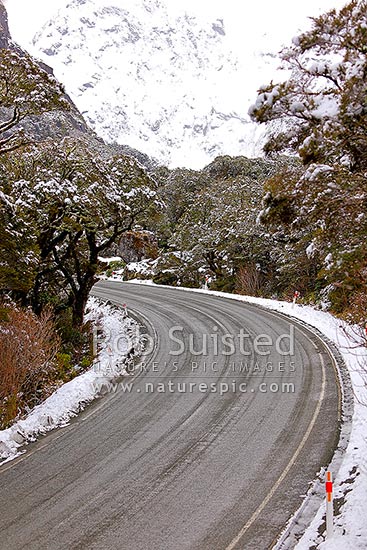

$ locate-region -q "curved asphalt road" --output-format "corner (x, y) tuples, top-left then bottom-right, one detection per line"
(0, 281), (340, 550)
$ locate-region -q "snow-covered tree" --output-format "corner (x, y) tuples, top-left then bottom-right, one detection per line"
(1, 140), (158, 326)
(250, 0), (367, 320)
(250, 0), (367, 171)
(163, 156), (288, 292)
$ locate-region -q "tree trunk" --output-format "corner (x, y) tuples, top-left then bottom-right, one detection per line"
(71, 280), (93, 327)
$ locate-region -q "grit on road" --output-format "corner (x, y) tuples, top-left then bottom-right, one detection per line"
(0, 281), (341, 549)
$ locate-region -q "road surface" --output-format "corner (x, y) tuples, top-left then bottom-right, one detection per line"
(0, 281), (341, 549)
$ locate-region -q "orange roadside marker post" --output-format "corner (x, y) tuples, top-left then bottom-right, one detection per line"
(326, 470), (334, 539)
(292, 290), (300, 308)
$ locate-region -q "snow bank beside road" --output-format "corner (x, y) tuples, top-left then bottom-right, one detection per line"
(125, 280), (367, 549)
(0, 297), (141, 463)
(209, 292), (367, 550)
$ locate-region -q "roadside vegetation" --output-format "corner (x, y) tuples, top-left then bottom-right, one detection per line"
(0, 48), (158, 427)
(1, 0), (366, 427)
(124, 1), (367, 325)
(0, 302), (60, 428)
(249, 0), (367, 324)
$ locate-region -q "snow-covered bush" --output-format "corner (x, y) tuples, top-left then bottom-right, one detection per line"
(250, 0), (367, 323)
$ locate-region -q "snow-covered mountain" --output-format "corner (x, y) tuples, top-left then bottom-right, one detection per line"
(31, 0), (272, 168)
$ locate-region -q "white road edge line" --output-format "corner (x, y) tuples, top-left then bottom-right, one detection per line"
(225, 350), (327, 550)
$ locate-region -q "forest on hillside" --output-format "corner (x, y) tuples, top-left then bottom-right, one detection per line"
(0, 0), (366, 426)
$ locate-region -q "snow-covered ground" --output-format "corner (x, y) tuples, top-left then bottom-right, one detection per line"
(0, 297), (142, 462)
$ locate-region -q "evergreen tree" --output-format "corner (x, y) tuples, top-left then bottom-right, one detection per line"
(1, 140), (158, 326)
(250, 0), (367, 320)
(160, 156), (288, 292)
(249, 0), (367, 170)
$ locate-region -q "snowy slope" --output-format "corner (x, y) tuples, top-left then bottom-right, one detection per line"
(30, 0), (274, 168)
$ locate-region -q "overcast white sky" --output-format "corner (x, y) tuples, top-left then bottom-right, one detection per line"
(4, 0), (349, 52)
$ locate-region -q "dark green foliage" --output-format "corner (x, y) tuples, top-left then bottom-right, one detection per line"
(250, 0), (367, 322)
(149, 155), (297, 295)
(1, 139), (158, 327)
(105, 260), (126, 278)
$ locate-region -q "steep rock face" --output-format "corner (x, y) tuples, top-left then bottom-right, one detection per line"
(32, 0), (267, 168)
(0, 0), (90, 140)
(0, 1), (155, 168)
(0, 1), (10, 49)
